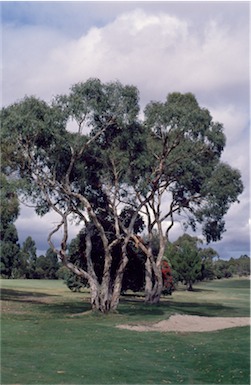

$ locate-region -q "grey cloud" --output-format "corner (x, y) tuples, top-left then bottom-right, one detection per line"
(15, 205), (80, 256)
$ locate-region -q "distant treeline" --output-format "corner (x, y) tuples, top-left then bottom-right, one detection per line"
(1, 232), (249, 294)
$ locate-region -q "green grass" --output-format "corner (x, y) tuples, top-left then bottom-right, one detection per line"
(1, 278), (250, 384)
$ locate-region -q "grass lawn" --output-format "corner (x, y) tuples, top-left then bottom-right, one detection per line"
(1, 278), (250, 384)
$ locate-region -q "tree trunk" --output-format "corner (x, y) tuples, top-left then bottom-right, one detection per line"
(61, 243), (126, 313)
(144, 256), (153, 302)
(99, 245), (116, 312)
(144, 255), (163, 304)
(88, 277), (100, 310)
(145, 275), (163, 304)
(110, 245), (129, 311)
(187, 281), (193, 291)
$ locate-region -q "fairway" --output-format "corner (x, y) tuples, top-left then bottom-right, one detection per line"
(1, 278), (250, 384)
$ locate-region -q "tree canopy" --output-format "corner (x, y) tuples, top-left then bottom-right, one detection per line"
(167, 234), (203, 291)
(0, 78), (243, 311)
(0, 174), (20, 278)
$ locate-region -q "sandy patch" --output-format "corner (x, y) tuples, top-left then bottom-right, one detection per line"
(116, 314), (250, 333)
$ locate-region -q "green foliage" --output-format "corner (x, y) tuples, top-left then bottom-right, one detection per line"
(144, 92), (243, 242)
(213, 255), (250, 279)
(0, 224), (20, 278)
(0, 96), (64, 174)
(35, 248), (60, 279)
(199, 247), (218, 280)
(0, 80), (244, 309)
(0, 174), (21, 278)
(11, 237), (61, 279)
(0, 174), (20, 228)
(167, 233), (249, 284)
(168, 234), (202, 291)
(196, 163), (243, 242)
(20, 236), (37, 278)
(62, 269), (86, 292)
(233, 255), (250, 276)
(214, 259), (233, 279)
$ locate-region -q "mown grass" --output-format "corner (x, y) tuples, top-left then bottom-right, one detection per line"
(1, 278), (250, 384)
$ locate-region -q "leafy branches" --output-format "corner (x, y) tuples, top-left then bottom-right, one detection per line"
(0, 80), (243, 310)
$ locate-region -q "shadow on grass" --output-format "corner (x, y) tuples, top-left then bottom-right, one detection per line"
(1, 287), (243, 319)
(121, 288), (214, 297)
(188, 288), (213, 293)
(118, 297), (238, 318)
(1, 288), (56, 299)
(39, 301), (92, 315)
(166, 300), (238, 317)
(1, 287), (91, 315)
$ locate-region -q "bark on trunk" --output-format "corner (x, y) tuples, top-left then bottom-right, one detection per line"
(99, 249), (113, 312)
(144, 260), (163, 304)
(88, 278), (100, 310)
(110, 245), (129, 310)
(144, 234), (166, 304)
(187, 281), (193, 291)
(60, 244), (126, 313)
(144, 256), (153, 302)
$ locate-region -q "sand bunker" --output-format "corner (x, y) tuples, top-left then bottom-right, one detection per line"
(117, 314), (250, 333)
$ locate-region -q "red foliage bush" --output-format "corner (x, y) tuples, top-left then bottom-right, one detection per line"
(161, 260), (175, 295)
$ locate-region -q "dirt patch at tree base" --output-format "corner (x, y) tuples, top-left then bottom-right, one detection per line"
(117, 314), (250, 332)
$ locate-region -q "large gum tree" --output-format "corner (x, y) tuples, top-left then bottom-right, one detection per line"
(1, 80), (243, 311)
(128, 92), (243, 303)
(1, 79), (148, 312)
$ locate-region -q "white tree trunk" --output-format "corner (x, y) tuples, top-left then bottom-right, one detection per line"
(144, 231), (166, 304)
(144, 257), (163, 304)
(144, 256), (153, 302)
(110, 246), (129, 311)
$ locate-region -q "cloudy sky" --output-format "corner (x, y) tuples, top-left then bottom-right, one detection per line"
(2, 1), (250, 259)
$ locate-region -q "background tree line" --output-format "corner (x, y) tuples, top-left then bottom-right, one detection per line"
(1, 204), (249, 288)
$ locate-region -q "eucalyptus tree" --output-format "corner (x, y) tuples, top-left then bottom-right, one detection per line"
(0, 79), (145, 312)
(127, 92), (243, 303)
(0, 81), (243, 309)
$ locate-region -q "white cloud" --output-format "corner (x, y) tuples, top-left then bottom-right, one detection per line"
(208, 104), (250, 188)
(2, 23), (70, 105)
(209, 104), (249, 145)
(3, 5), (249, 259)
(3, 8), (249, 108)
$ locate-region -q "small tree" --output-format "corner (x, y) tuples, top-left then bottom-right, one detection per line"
(237, 255), (250, 276)
(161, 260), (174, 295)
(36, 248), (59, 279)
(199, 247), (218, 280)
(20, 236), (37, 278)
(213, 259), (233, 279)
(0, 225), (20, 278)
(0, 174), (20, 278)
(168, 234), (202, 291)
